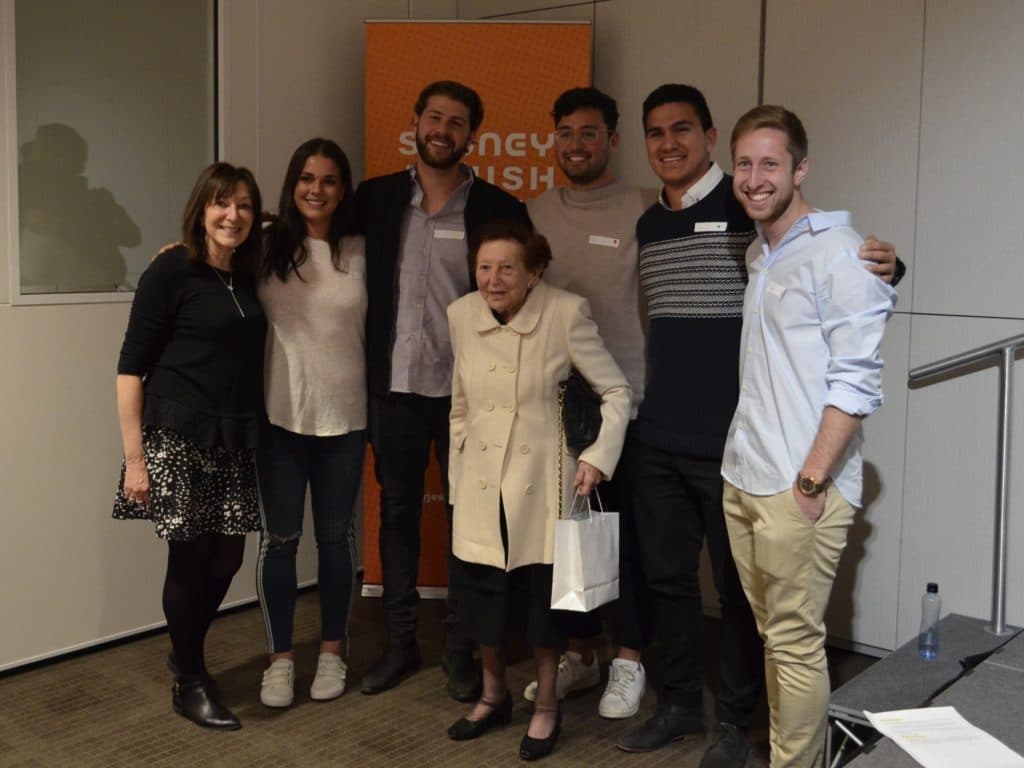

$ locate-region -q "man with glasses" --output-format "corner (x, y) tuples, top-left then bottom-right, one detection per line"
(355, 80), (530, 701)
(522, 86), (655, 721)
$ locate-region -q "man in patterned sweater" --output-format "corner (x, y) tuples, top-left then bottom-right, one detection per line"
(619, 84), (902, 767)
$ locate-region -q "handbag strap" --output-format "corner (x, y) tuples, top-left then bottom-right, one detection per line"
(557, 382), (604, 521)
(557, 381), (565, 520)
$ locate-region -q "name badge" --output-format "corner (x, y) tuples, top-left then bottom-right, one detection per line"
(434, 229), (465, 240)
(694, 221), (727, 232)
(766, 281), (786, 299)
(588, 234), (620, 248)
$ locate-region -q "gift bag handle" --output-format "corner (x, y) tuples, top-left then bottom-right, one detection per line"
(566, 488), (604, 520)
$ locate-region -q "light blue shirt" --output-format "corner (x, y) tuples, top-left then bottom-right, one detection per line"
(720, 210), (896, 506)
(391, 166), (473, 396)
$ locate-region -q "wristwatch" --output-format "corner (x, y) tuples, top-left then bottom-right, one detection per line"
(797, 473), (829, 497)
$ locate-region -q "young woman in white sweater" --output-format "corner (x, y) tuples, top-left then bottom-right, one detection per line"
(255, 138), (367, 707)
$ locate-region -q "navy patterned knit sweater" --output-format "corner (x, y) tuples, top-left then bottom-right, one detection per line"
(633, 175), (755, 458)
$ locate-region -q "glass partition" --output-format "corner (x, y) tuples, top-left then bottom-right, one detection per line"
(10, 0), (215, 302)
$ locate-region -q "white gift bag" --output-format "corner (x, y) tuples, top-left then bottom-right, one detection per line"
(550, 492), (619, 612)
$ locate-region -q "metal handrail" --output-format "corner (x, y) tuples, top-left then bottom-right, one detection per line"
(908, 332), (1024, 636)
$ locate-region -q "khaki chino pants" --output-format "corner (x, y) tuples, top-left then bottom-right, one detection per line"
(723, 482), (855, 768)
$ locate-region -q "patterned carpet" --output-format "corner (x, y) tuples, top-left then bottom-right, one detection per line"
(0, 588), (873, 767)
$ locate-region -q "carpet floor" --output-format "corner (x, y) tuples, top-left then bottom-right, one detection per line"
(0, 587), (874, 767)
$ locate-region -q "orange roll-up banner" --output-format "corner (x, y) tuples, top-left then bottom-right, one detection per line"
(362, 21), (592, 597)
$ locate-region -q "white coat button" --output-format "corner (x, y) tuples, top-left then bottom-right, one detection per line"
(488, 361), (496, 371)
(479, 479), (487, 489)
(504, 402), (515, 412)
(479, 441), (487, 451)
(525, 484), (534, 495)
(486, 400), (495, 411)
(520, 444), (530, 454)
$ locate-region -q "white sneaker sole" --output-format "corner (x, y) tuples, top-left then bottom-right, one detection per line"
(310, 684), (344, 701)
(598, 682), (645, 719)
(260, 690), (294, 708)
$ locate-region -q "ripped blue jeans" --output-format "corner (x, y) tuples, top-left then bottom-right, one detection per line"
(256, 424), (366, 654)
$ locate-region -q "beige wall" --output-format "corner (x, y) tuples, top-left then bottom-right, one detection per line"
(2, 0), (1022, 670)
(764, 0), (1024, 651)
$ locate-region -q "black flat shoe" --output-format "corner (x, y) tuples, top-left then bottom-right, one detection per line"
(519, 708), (562, 761)
(172, 675), (241, 731)
(167, 652), (220, 699)
(447, 693), (513, 741)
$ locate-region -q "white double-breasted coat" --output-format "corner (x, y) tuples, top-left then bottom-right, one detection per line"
(447, 281), (631, 571)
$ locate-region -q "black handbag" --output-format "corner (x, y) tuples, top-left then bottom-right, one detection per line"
(558, 368), (603, 453)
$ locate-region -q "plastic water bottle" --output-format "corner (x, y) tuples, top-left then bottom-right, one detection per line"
(918, 582), (941, 660)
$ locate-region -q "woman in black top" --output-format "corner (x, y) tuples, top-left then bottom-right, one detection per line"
(113, 162), (266, 730)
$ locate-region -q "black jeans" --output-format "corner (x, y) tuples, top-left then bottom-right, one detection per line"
(629, 440), (762, 726)
(256, 425), (365, 654)
(368, 392), (468, 652)
(611, 432), (654, 652)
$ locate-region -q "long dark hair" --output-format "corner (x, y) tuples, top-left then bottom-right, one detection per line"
(262, 138), (356, 281)
(181, 162), (262, 275)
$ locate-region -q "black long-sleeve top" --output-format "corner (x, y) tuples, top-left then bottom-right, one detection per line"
(117, 246), (266, 449)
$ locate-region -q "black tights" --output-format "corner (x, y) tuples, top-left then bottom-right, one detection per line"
(163, 533), (246, 676)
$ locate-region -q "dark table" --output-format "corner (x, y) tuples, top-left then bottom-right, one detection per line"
(827, 613), (1021, 766)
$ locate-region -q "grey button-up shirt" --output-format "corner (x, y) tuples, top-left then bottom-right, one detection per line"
(390, 166), (474, 396)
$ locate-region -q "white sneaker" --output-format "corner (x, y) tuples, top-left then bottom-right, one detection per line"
(598, 659), (645, 719)
(260, 658), (295, 708)
(523, 650), (600, 702)
(310, 652), (347, 701)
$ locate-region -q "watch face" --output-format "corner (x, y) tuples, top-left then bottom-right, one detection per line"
(799, 476), (817, 494)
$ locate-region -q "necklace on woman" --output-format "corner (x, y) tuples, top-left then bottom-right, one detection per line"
(209, 264), (246, 318)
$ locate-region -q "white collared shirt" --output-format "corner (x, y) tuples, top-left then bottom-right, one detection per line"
(658, 162), (725, 210)
(720, 210), (896, 506)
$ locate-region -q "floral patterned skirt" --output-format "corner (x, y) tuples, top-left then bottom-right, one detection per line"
(113, 426), (260, 541)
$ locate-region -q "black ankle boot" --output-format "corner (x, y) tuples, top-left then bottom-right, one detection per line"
(167, 653), (220, 698)
(519, 708), (562, 761)
(172, 675), (241, 730)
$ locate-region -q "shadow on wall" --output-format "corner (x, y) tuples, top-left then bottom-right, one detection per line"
(18, 123), (140, 294)
(828, 461), (881, 643)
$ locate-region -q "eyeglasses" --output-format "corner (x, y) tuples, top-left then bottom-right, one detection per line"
(554, 127), (611, 144)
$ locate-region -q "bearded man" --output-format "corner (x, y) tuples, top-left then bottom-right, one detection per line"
(355, 80), (530, 700)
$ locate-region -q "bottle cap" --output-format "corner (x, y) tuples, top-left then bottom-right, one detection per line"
(927, 582), (938, 593)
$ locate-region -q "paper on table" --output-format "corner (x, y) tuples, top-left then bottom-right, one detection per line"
(864, 707), (1024, 768)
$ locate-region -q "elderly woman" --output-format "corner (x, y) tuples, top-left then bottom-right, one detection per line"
(114, 162), (266, 730)
(445, 219), (630, 761)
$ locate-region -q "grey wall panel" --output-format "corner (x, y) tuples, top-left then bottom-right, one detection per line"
(594, 0), (761, 191)
(899, 315), (1024, 645)
(0, 303), (136, 668)
(915, 1), (1024, 319)
(458, 0), (598, 17)
(763, 0), (924, 315)
(220, 0), (262, 172)
(827, 314), (912, 652)
(1, 2), (10, 303)
(410, 0), (459, 17)
(763, 0), (926, 651)
(468, 4), (594, 21)
(258, 0), (409, 197)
